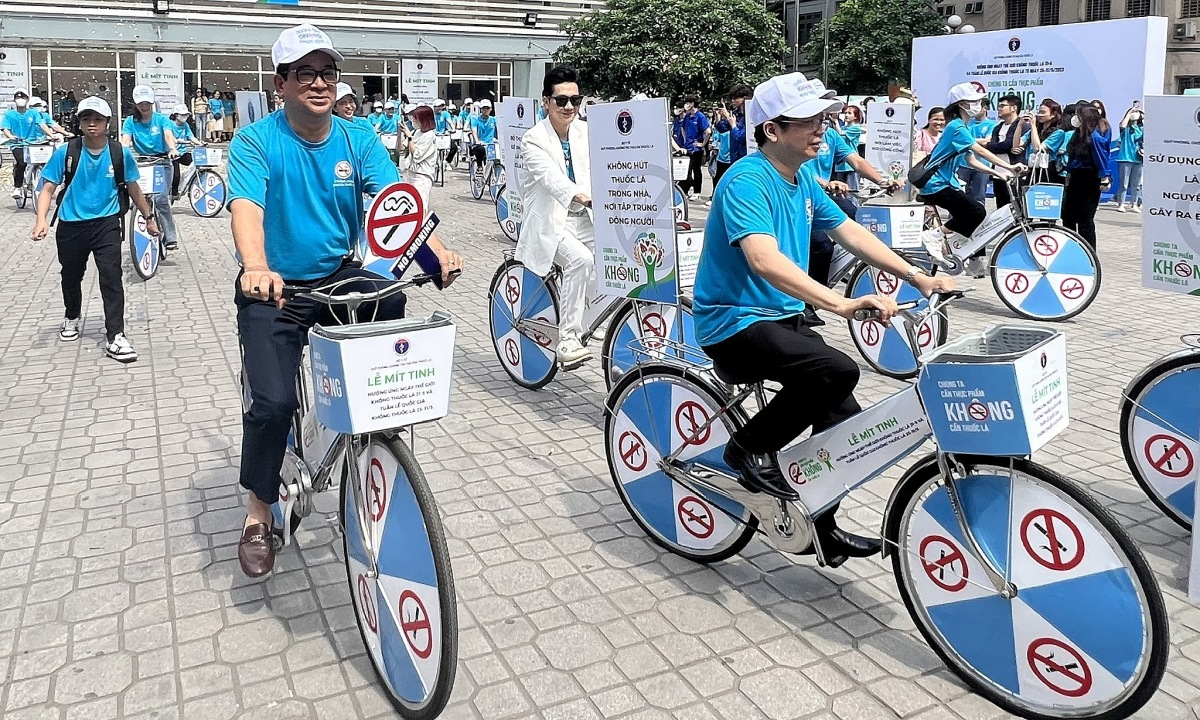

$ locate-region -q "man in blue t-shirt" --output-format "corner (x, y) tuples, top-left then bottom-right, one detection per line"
(434, 98), (451, 133)
(693, 72), (954, 566)
(2, 89), (56, 199)
(715, 85), (752, 164)
(121, 85), (181, 250)
(468, 99), (498, 170)
(32, 96), (158, 363)
(227, 24), (463, 578)
(378, 100), (399, 134)
(677, 96), (711, 198)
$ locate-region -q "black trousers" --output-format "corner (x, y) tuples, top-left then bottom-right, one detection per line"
(470, 144), (487, 169)
(713, 160), (732, 188)
(11, 147), (26, 188)
(992, 176), (1012, 208)
(682, 150), (705, 195)
(235, 262), (407, 506)
(1062, 168), (1101, 250)
(920, 186), (987, 237)
(56, 214), (125, 340)
(704, 316), (862, 455)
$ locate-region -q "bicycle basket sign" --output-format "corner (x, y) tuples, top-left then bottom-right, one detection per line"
(365, 183), (425, 259)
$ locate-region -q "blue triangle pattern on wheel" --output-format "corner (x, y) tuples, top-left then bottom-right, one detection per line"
(1020, 275), (1066, 318)
(522, 268), (555, 318)
(490, 286), (516, 338)
(876, 326), (918, 375)
(923, 473), (1012, 575)
(994, 233), (1039, 271)
(375, 583), (428, 702)
(623, 380), (675, 457)
(518, 333), (554, 383)
(343, 486), (371, 567)
(1134, 368), (1200, 441)
(926, 594), (1020, 694)
(610, 316), (640, 378)
(1167, 482), (1196, 521)
(849, 268), (873, 298)
(376, 463), (439, 587)
(1017, 568), (1144, 683)
(896, 281), (924, 304)
(1046, 238), (1096, 277)
(624, 471), (679, 544)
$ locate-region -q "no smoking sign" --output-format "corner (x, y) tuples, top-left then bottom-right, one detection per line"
(365, 182), (425, 259)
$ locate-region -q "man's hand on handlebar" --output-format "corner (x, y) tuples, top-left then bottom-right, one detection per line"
(836, 294), (899, 326)
(242, 266), (288, 309)
(826, 180), (850, 197)
(433, 246), (464, 287)
(912, 272), (957, 298)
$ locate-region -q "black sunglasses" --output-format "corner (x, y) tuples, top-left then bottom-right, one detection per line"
(549, 94), (585, 108)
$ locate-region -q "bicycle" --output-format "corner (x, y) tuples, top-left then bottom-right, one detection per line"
(434, 134), (450, 187)
(1118, 333), (1200, 530)
(670, 154), (689, 223)
(920, 173), (1100, 322)
(243, 273), (459, 719)
(129, 154), (171, 280)
(603, 293), (1168, 719)
(469, 142), (505, 203)
(173, 143), (227, 218)
(447, 126), (463, 171)
(495, 183), (520, 242)
(12, 138), (60, 210)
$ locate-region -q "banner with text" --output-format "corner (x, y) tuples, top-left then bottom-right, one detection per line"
(135, 52), (184, 112)
(911, 17), (1167, 126)
(0, 48), (30, 110)
(401, 59), (438, 106)
(498, 98), (537, 225)
(865, 102), (914, 186)
(589, 98), (678, 303)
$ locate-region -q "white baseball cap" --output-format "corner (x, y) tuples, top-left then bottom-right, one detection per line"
(384, 100), (396, 110)
(335, 83), (355, 102)
(434, 98), (445, 107)
(746, 72), (842, 127)
(372, 101), (383, 109)
(947, 82), (986, 105)
(464, 97), (473, 104)
(172, 103), (190, 116)
(271, 24), (344, 67)
(77, 96), (112, 118)
(478, 99), (492, 109)
(402, 103), (416, 114)
(132, 85), (155, 104)
(30, 96), (46, 108)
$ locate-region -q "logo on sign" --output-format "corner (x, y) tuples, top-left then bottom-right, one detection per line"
(517, 104), (525, 119)
(394, 337), (410, 356)
(617, 110), (634, 135)
(1040, 352), (1047, 368)
(970, 81), (987, 95)
(417, 62), (424, 70)
(0, 53), (6, 60)
(1007, 38), (1021, 52)
(334, 160), (353, 180)
(155, 56), (164, 64)
(885, 107), (895, 118)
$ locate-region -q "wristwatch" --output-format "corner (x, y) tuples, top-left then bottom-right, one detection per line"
(904, 266), (927, 283)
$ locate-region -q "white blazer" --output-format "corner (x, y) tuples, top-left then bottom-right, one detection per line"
(515, 118), (592, 276)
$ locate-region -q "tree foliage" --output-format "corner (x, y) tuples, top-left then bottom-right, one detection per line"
(554, 0), (787, 101)
(802, 0), (946, 95)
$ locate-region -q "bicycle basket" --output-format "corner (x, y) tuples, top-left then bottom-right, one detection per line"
(917, 325), (1069, 456)
(26, 145), (54, 164)
(308, 311), (456, 434)
(135, 162), (170, 195)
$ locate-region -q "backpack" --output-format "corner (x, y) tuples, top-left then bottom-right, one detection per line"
(52, 138), (129, 225)
(908, 148), (966, 190)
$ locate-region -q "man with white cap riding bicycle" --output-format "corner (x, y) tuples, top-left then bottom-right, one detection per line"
(692, 72), (955, 565)
(2, 89), (56, 200)
(121, 84), (181, 250)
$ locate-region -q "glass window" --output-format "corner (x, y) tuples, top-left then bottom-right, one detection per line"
(938, 5), (957, 17)
(499, 62), (512, 78)
(202, 55), (261, 72)
(1126, 0), (1149, 15)
(1185, 0), (1200, 18)
(1084, 0), (1110, 21)
(119, 52), (135, 69)
(439, 61), (451, 75)
(1039, 0), (1060, 24)
(28, 50), (48, 67)
(339, 58), (386, 75)
(1179, 76), (1200, 93)
(1005, 0), (1028, 28)
(185, 54), (200, 71)
(50, 50), (117, 69)
(450, 61), (500, 77)
(30, 69), (49, 103)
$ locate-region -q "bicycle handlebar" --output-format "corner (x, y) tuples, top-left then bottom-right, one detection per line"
(280, 269), (460, 304)
(852, 290), (965, 322)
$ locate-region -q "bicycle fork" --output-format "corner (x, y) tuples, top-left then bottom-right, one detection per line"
(935, 452), (1017, 598)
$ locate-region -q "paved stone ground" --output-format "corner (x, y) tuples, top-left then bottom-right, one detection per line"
(0, 165), (1198, 720)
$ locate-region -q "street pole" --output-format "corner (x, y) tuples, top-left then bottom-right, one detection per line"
(821, 0), (833, 81)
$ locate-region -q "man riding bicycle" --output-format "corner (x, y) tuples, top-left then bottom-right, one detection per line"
(228, 23), (462, 578)
(3, 89), (56, 200)
(693, 73), (955, 565)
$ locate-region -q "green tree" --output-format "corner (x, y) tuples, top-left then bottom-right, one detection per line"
(554, 0), (787, 101)
(802, 0), (945, 94)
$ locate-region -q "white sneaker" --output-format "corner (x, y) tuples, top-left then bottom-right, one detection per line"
(1116, 204), (1127, 213)
(1131, 204), (1141, 213)
(921, 229), (950, 265)
(965, 256), (988, 278)
(59, 317), (80, 342)
(11, 187), (22, 199)
(105, 333), (138, 363)
(557, 337), (591, 370)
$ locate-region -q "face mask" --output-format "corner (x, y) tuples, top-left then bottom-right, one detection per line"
(966, 102), (982, 116)
(1071, 116), (1081, 128)
(15, 99), (26, 109)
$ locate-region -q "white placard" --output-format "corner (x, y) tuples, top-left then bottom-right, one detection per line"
(135, 52), (183, 111)
(676, 230), (704, 290)
(235, 91), (268, 127)
(1141, 95), (1200, 295)
(865, 102), (913, 185)
(498, 97), (537, 225)
(911, 17), (1167, 127)
(588, 98), (679, 303)
(0, 49), (30, 109)
(401, 59), (438, 106)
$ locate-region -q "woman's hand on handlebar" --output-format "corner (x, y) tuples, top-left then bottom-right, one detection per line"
(434, 246), (464, 287)
(836, 294), (899, 326)
(912, 272), (957, 298)
(242, 266), (287, 308)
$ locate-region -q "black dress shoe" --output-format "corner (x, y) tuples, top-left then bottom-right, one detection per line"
(802, 306), (826, 327)
(816, 526), (883, 567)
(722, 438), (799, 500)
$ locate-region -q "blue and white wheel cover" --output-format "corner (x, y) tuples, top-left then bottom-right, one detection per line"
(993, 229), (1098, 319)
(496, 194), (521, 241)
(1128, 365), (1199, 522)
(132, 210), (159, 276)
(346, 441), (442, 704)
(673, 186), (685, 222)
(490, 265), (557, 384)
(848, 268), (941, 375)
(903, 471), (1147, 710)
(607, 303), (703, 379)
(190, 170), (226, 216)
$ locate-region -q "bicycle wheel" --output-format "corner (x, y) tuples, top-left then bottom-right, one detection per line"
(470, 163), (485, 200)
(672, 184), (688, 223)
(495, 184), (520, 242)
(1118, 352), (1199, 529)
(844, 257), (947, 379)
(342, 434), (458, 720)
(990, 225), (1101, 322)
(189, 169), (226, 218)
(15, 170), (28, 209)
(128, 207), (160, 280)
(490, 167), (506, 204)
(890, 455), (1168, 720)
(600, 300), (703, 391)
(488, 259), (559, 389)
(606, 364), (758, 563)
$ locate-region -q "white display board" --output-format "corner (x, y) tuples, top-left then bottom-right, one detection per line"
(588, 98), (678, 303)
(235, 91), (268, 127)
(401, 59), (438, 106)
(498, 97), (536, 225)
(135, 52), (184, 112)
(865, 102), (914, 186)
(911, 17), (1167, 126)
(1139, 94), (1200, 602)
(0, 48), (30, 109)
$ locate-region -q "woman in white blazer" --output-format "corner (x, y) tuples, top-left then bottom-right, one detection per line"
(515, 66), (594, 369)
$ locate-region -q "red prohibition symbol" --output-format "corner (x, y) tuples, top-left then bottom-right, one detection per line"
(860, 319), (882, 347)
(917, 322), (934, 349)
(398, 590), (434, 659)
(504, 337), (520, 367)
(617, 431), (648, 472)
(875, 271), (899, 295)
(967, 400), (990, 421)
(1027, 638), (1093, 698)
(367, 458), (388, 523)
(531, 316), (554, 348)
(357, 574), (378, 634)
(1176, 260), (1194, 279)
(1144, 434), (1194, 479)
(1005, 272), (1030, 295)
(1059, 277), (1085, 300)
(787, 462), (805, 485)
(677, 496), (715, 539)
(919, 535), (969, 592)
(1020, 508), (1085, 572)
(1033, 234), (1059, 257)
(674, 401), (712, 445)
(504, 275), (521, 306)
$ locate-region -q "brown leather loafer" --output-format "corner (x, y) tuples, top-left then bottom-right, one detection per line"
(238, 522), (275, 578)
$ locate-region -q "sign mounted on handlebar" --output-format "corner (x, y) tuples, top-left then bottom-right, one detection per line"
(361, 181), (445, 287)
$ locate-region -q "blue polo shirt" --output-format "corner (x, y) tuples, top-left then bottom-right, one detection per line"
(834, 124), (865, 173)
(121, 113), (176, 155)
(805, 126), (855, 182)
(678, 110), (710, 153)
(41, 142), (141, 222)
(2, 108), (43, 142)
(227, 112), (399, 280)
(693, 152), (848, 346)
(471, 114), (497, 144)
(716, 131), (731, 164)
(921, 118), (976, 195)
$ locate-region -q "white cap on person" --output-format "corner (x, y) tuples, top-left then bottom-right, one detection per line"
(434, 98), (445, 107)
(271, 24), (344, 67)
(373, 101), (383, 110)
(335, 82), (355, 102)
(384, 100), (396, 110)
(478, 99), (492, 108)
(30, 96), (46, 108)
(172, 103), (190, 116)
(746, 72), (843, 127)
(77, 96), (112, 118)
(946, 82), (986, 105)
(132, 85), (155, 104)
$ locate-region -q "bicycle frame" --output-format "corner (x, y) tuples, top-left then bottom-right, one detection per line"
(928, 175), (1053, 273)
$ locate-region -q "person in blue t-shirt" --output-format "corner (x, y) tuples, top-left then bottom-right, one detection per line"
(712, 126), (733, 186)
(433, 98), (451, 134)
(1113, 105), (1145, 212)
(32, 96), (158, 364)
(368, 100), (385, 131)
(676, 96), (711, 198)
(715, 85), (751, 164)
(378, 101), (400, 134)
(919, 82), (1025, 272)
(2, 89), (56, 200)
(957, 99), (997, 204)
(1059, 104), (1112, 251)
(168, 104), (201, 198)
(29, 97), (73, 141)
(1012, 99), (1067, 187)
(227, 24), (462, 578)
(693, 72), (955, 565)
(207, 91), (226, 143)
(121, 85), (181, 250)
(468, 99), (498, 170)
(334, 83), (375, 133)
